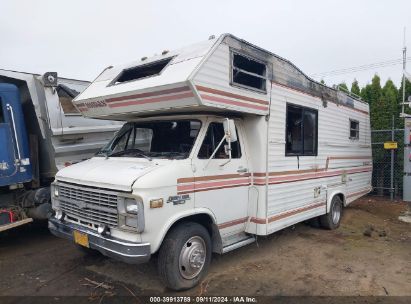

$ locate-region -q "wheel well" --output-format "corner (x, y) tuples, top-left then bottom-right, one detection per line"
(168, 214), (223, 254)
(335, 193), (345, 206)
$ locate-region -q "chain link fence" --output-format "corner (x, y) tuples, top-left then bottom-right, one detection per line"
(371, 128), (404, 199)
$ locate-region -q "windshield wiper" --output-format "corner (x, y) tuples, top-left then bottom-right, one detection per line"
(109, 148), (152, 161)
(96, 150), (110, 158)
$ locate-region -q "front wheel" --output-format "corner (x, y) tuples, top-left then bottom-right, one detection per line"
(320, 196), (343, 230)
(158, 222), (211, 291)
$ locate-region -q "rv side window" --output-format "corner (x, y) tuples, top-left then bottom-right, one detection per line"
(349, 119), (359, 140)
(286, 104), (318, 156)
(198, 122), (241, 159)
(112, 57), (173, 85)
(231, 52), (266, 92)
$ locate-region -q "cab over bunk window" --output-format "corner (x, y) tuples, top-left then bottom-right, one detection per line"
(350, 119), (359, 140)
(286, 104), (318, 156)
(112, 57), (173, 85)
(231, 52), (266, 92)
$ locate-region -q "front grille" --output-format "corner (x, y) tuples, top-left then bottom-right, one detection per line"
(58, 182), (119, 228)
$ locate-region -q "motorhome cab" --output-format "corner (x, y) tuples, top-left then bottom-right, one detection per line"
(49, 34), (372, 290)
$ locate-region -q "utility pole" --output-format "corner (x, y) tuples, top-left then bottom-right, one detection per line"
(400, 27), (411, 223)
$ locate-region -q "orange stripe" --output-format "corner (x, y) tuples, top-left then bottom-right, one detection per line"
(196, 85), (269, 105)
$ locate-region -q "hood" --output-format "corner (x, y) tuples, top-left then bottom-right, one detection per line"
(55, 157), (163, 192)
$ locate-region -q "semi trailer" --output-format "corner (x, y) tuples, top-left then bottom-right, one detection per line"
(0, 69), (122, 232)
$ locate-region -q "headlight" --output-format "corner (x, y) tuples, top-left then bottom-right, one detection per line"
(51, 183), (59, 197)
(119, 196), (145, 232)
(125, 198), (139, 214)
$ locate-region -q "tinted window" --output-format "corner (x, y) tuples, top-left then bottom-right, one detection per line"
(350, 119), (359, 140)
(286, 104), (318, 156)
(198, 122), (241, 159)
(112, 57), (173, 85)
(98, 120), (201, 159)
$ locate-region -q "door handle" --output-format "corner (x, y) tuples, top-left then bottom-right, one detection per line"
(237, 167), (248, 173)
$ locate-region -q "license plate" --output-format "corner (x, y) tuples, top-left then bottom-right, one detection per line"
(73, 230), (89, 248)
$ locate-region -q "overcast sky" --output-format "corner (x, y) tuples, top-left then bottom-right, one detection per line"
(1, 0), (410, 89)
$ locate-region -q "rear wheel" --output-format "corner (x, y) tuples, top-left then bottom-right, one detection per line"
(158, 222), (211, 291)
(320, 196), (343, 230)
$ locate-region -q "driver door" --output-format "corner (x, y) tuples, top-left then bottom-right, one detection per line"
(192, 119), (250, 240)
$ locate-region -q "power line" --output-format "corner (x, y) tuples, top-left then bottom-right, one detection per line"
(310, 57), (411, 78)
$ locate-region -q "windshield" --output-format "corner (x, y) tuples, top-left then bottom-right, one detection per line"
(96, 120), (201, 159)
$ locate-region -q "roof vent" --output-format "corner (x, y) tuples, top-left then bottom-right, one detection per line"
(208, 35), (215, 40)
(162, 50), (169, 55)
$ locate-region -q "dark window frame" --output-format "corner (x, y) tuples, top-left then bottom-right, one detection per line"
(0, 97), (4, 123)
(285, 103), (318, 157)
(349, 119), (360, 140)
(109, 56), (175, 86)
(197, 121), (242, 159)
(230, 50), (267, 94)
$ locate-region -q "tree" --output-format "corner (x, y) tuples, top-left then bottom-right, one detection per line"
(351, 79), (361, 96)
(360, 74), (383, 129)
(337, 82), (349, 92)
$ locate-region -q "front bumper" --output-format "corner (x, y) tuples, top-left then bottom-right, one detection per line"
(48, 218), (151, 264)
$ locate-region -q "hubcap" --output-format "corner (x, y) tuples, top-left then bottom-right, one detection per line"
(332, 201), (341, 225)
(179, 236), (206, 279)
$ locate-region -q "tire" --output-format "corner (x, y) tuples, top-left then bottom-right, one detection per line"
(320, 196), (343, 230)
(158, 222), (212, 291)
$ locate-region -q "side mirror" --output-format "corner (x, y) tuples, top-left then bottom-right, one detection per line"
(223, 119), (237, 143)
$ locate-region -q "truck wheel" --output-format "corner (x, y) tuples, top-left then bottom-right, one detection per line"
(320, 196), (343, 230)
(158, 222), (211, 291)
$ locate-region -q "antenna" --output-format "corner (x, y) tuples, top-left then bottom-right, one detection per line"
(402, 27), (407, 116)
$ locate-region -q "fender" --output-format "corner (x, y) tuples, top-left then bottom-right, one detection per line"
(326, 189), (346, 213)
(149, 207), (218, 253)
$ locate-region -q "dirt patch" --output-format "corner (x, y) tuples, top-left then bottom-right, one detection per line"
(0, 196), (410, 298)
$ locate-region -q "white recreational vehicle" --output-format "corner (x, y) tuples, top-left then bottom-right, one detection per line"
(49, 34), (372, 290)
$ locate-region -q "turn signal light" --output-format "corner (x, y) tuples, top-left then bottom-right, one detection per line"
(150, 198), (164, 209)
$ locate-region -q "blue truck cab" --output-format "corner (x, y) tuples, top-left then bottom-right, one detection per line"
(0, 83), (32, 187)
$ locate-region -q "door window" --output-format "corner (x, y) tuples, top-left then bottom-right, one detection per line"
(198, 122), (241, 159)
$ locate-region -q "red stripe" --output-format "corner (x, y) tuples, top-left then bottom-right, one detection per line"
(218, 217), (248, 229)
(196, 85), (269, 105)
(253, 167), (372, 185)
(105, 86), (191, 103)
(108, 92), (194, 108)
(201, 94), (269, 111)
(177, 178), (250, 192)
